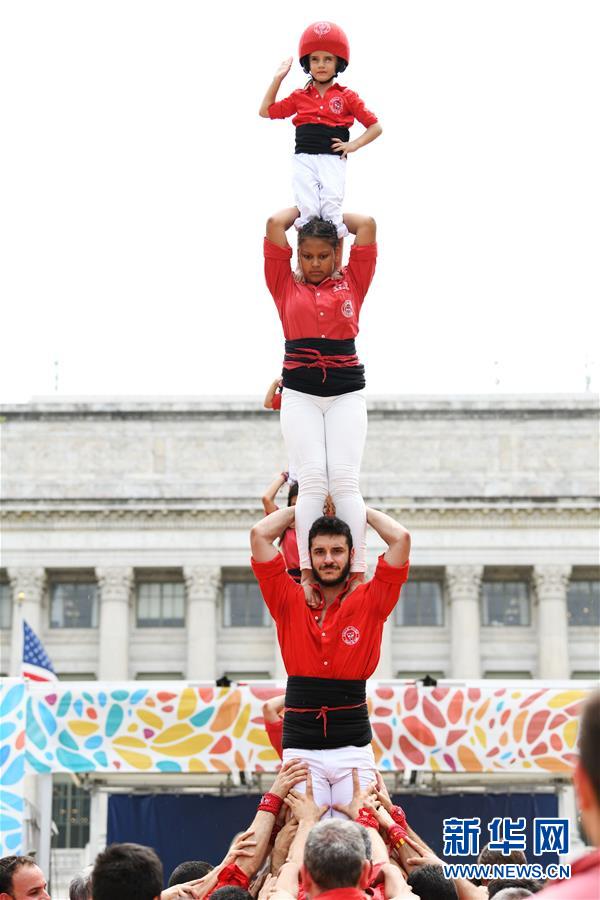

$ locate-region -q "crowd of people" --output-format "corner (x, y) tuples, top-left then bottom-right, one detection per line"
(1, 689), (598, 900)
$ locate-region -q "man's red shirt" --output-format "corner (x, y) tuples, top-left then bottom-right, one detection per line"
(268, 83), (378, 130)
(264, 239), (377, 341)
(539, 848), (600, 898)
(251, 552), (409, 679)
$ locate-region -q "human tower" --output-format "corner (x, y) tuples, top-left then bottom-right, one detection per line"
(250, 21), (412, 816)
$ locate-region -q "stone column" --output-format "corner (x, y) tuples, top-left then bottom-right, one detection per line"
(97, 567), (133, 681)
(446, 566), (483, 679)
(533, 565), (571, 679)
(184, 567), (220, 681)
(8, 567), (46, 675)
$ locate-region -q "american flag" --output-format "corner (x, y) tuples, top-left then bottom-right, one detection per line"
(22, 619), (57, 682)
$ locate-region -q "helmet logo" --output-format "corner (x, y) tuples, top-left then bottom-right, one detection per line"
(313, 21), (331, 37)
(341, 298), (354, 318)
(342, 625), (360, 646)
(329, 96), (344, 116)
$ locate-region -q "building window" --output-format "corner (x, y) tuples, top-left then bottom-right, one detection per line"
(222, 578), (270, 628)
(57, 672), (97, 681)
(481, 580), (530, 626)
(567, 579), (600, 627)
(484, 671), (532, 679)
(394, 581), (444, 626)
(0, 582), (11, 629)
(225, 671), (271, 682)
(51, 779), (90, 849)
(137, 581), (185, 627)
(50, 582), (98, 629)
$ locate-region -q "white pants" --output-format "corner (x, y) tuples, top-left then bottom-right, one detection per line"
(292, 153), (349, 238)
(280, 388), (367, 572)
(282, 745), (376, 817)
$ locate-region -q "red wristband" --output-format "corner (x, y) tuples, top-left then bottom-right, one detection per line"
(388, 824), (407, 848)
(391, 804), (407, 829)
(258, 791), (283, 816)
(356, 807), (379, 830)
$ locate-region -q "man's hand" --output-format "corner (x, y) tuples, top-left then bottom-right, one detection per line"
(223, 828), (257, 865)
(330, 138), (358, 159)
(284, 770), (328, 823)
(161, 880), (205, 899)
(331, 768), (376, 820)
(374, 771), (394, 814)
(402, 834), (444, 872)
(271, 759), (309, 799)
(270, 818), (299, 874)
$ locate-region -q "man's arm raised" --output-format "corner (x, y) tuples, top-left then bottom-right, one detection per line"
(251, 506), (296, 562)
(366, 507), (411, 568)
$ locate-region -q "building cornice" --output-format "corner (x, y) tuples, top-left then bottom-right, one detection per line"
(1, 394), (598, 421)
(1, 498), (597, 530)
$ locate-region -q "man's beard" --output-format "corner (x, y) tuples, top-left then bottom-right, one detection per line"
(311, 558), (352, 588)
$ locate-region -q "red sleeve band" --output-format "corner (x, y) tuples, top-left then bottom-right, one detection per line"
(258, 791), (284, 816)
(390, 805), (407, 828)
(356, 807), (380, 831)
(388, 824), (407, 848)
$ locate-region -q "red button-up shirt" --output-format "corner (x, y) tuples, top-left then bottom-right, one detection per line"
(538, 848), (600, 899)
(269, 83), (378, 130)
(264, 239), (377, 341)
(251, 552), (409, 679)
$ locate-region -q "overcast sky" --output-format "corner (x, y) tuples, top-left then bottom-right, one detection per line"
(1, 0), (598, 402)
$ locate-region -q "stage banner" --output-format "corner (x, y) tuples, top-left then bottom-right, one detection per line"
(20, 682), (584, 776)
(0, 680), (27, 856)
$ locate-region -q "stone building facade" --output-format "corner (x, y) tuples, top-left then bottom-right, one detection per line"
(1, 395), (598, 683)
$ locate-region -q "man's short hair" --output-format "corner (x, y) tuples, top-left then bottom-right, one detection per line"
(210, 887), (253, 900)
(489, 888), (534, 900)
(304, 819), (366, 890)
(407, 864), (458, 900)
(69, 871), (92, 900)
(0, 856), (37, 893)
(92, 842), (163, 900)
(478, 844), (527, 868)
(579, 690), (600, 805)
(308, 516), (353, 554)
(488, 879), (541, 897)
(168, 860), (213, 887)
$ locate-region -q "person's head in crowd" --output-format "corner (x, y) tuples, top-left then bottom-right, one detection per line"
(407, 864), (458, 900)
(0, 855), (49, 900)
(287, 481), (299, 506)
(574, 689), (600, 847)
(168, 860), (213, 888)
(69, 870), (92, 900)
(92, 842), (162, 900)
(488, 879), (541, 897)
(488, 887), (534, 900)
(308, 516), (354, 587)
(475, 844), (528, 886)
(210, 888), (253, 900)
(303, 819), (371, 894)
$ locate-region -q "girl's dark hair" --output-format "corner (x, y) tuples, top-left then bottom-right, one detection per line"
(300, 55), (348, 75)
(298, 217), (338, 249)
(287, 481), (299, 506)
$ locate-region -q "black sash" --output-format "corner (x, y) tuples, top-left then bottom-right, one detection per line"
(283, 675), (371, 750)
(295, 124), (350, 155)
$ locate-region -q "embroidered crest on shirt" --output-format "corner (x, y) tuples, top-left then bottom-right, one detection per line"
(329, 96), (344, 116)
(314, 22), (331, 37)
(341, 297), (354, 318)
(342, 625), (360, 646)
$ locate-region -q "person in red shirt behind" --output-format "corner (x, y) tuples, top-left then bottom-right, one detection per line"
(250, 503), (410, 814)
(539, 690), (600, 899)
(264, 207), (377, 601)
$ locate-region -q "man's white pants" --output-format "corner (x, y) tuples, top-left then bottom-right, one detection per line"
(280, 388), (367, 573)
(292, 154), (348, 238)
(282, 744), (376, 817)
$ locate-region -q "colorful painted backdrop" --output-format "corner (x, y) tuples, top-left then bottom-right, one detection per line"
(0, 679), (587, 855)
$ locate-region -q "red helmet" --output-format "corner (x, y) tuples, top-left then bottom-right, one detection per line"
(298, 21), (350, 73)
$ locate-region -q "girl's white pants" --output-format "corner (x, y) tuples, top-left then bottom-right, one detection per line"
(282, 744), (376, 817)
(280, 388), (367, 573)
(292, 153), (349, 238)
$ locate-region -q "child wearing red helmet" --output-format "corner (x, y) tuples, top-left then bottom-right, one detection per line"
(259, 21), (382, 240)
